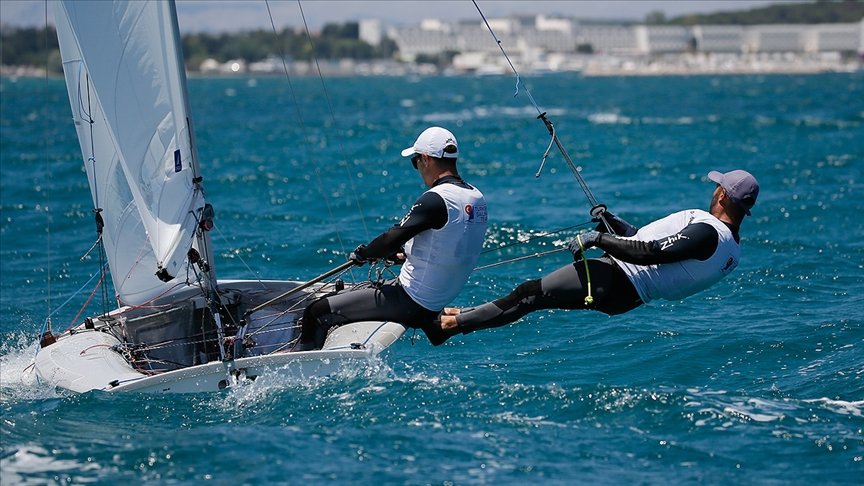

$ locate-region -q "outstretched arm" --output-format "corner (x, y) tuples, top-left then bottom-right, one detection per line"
(594, 222), (719, 265)
(356, 191), (448, 260)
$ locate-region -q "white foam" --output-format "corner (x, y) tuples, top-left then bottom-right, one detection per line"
(0, 332), (64, 403)
(0, 445), (101, 481)
(588, 112), (631, 125)
(803, 398), (864, 417)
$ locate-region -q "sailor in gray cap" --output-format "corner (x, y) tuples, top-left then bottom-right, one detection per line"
(432, 170), (759, 345)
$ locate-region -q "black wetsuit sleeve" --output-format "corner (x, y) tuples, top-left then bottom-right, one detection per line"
(358, 191), (448, 259)
(595, 222), (719, 265)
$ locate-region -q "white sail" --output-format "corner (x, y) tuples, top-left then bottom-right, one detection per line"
(53, 0), (205, 305)
(38, 0), (410, 395)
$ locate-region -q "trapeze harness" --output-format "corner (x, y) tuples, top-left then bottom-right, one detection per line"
(452, 209), (740, 334)
(299, 175), (487, 348)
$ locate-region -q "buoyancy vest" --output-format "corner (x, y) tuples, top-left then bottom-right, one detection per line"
(611, 209), (740, 303)
(399, 182), (488, 310)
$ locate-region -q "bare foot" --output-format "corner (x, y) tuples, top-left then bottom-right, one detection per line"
(440, 315), (459, 330)
(443, 307), (461, 316)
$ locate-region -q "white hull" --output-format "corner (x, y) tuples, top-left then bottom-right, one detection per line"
(35, 320), (406, 394)
(34, 280), (407, 393)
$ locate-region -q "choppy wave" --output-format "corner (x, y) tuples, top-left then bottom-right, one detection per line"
(2, 72), (863, 484)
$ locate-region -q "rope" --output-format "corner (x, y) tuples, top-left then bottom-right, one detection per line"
(65, 274), (104, 332)
(97, 234), (110, 315)
(34, 263), (108, 359)
(576, 234), (594, 305)
(471, 0), (613, 234)
(472, 1), (542, 113)
(122, 282), (187, 313)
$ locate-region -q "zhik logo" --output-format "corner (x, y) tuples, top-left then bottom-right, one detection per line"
(660, 232), (689, 250)
(399, 203), (421, 226)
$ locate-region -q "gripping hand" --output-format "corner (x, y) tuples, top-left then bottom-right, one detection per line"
(386, 250), (406, 265)
(594, 212), (638, 237)
(568, 231), (601, 260)
(349, 244), (373, 266)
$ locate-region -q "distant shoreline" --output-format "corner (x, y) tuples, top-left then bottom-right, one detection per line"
(3, 53), (861, 79)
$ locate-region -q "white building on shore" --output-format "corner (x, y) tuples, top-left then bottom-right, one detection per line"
(196, 15), (864, 76)
(388, 15), (864, 63)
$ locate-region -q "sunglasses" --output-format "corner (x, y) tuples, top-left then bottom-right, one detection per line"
(411, 153), (421, 169)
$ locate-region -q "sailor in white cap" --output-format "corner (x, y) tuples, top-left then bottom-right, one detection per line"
(295, 127), (488, 350)
(434, 170), (760, 344)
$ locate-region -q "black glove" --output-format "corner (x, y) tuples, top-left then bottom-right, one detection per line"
(568, 231), (602, 260)
(594, 212), (638, 237)
(386, 249), (406, 265)
(349, 244), (373, 266)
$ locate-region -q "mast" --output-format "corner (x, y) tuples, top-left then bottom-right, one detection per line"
(55, 0), (228, 358)
(165, 1), (228, 360)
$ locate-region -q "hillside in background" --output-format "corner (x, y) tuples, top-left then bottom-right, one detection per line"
(650, 0), (864, 25)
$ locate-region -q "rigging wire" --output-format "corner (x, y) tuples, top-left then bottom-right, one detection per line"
(473, 219), (594, 271)
(41, 0), (52, 353)
(212, 223), (267, 289)
(265, 0), (361, 283)
(264, 3), (342, 249)
(474, 248), (568, 271)
(44, 1), (51, 315)
(65, 275), (104, 332)
(36, 263), (109, 358)
(480, 220), (593, 255)
(295, 0), (370, 244)
(471, 0), (614, 235)
(79, 70), (112, 315)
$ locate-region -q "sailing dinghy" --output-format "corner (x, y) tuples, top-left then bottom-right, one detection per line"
(34, 0), (406, 394)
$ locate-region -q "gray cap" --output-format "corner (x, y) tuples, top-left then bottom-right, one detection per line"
(708, 169), (759, 216)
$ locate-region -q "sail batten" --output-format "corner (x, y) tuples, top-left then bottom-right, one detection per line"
(54, 0), (205, 305)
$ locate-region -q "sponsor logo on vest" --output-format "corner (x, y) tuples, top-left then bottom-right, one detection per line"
(660, 232), (689, 250)
(465, 204), (487, 223)
(721, 256), (738, 274)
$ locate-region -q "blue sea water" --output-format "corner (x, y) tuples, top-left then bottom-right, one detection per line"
(1, 71), (863, 484)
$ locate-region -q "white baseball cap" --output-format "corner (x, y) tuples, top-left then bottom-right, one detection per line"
(401, 127), (459, 159)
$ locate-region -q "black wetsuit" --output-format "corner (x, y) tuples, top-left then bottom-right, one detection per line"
(453, 213), (740, 334)
(299, 176), (475, 348)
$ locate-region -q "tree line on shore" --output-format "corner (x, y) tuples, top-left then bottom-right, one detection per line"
(1, 21), (395, 73)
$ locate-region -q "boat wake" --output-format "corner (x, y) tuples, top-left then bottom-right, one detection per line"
(0, 331), (66, 403)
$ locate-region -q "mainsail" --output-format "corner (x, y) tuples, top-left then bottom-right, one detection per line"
(54, 0), (205, 305)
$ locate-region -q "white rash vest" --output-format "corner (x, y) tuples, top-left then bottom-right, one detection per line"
(399, 183), (488, 310)
(611, 209), (741, 303)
